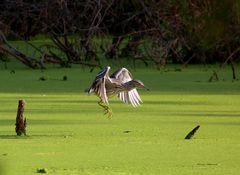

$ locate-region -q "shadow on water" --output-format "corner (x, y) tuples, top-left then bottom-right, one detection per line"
(144, 100), (211, 105)
(158, 111), (240, 117)
(0, 134), (73, 140)
(0, 119), (110, 126)
(0, 135), (29, 139)
(0, 99), (191, 106)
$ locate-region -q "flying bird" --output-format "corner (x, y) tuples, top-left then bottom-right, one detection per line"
(86, 66), (148, 117)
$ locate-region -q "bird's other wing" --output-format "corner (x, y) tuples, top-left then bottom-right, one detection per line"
(110, 67), (133, 83)
(119, 89), (142, 107)
(111, 68), (142, 107)
(129, 89), (143, 107)
(89, 66), (110, 104)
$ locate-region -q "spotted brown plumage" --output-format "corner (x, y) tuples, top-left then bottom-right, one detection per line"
(87, 66), (147, 117)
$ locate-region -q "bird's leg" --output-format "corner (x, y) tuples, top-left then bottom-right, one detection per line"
(98, 101), (112, 118)
(104, 107), (112, 118)
(98, 100), (108, 110)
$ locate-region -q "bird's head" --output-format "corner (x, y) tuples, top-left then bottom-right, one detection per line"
(129, 80), (149, 90)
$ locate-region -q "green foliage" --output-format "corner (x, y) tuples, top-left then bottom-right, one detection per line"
(0, 65), (240, 174)
(173, 0), (240, 63)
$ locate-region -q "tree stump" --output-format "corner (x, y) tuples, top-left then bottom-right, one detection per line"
(15, 100), (27, 136)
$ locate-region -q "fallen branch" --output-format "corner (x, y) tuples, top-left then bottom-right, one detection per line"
(0, 31), (43, 69)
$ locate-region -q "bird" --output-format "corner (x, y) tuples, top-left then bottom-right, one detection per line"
(86, 66), (148, 117)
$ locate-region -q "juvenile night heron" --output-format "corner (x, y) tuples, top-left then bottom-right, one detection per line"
(86, 66), (148, 117)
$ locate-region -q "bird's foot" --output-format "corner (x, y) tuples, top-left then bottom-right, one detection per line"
(104, 107), (112, 118)
(98, 101), (113, 118)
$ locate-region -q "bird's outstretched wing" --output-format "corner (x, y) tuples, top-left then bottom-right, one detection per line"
(110, 67), (133, 83)
(88, 66), (110, 104)
(110, 68), (142, 107)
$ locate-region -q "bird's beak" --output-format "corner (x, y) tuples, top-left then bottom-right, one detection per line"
(144, 87), (150, 91)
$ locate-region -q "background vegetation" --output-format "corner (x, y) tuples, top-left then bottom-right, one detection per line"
(1, 0), (240, 70)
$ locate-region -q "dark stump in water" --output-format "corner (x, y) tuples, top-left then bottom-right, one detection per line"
(15, 100), (27, 136)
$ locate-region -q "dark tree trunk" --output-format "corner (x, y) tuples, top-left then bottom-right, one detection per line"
(230, 59), (237, 80)
(208, 70), (219, 82)
(15, 100), (27, 136)
(106, 36), (124, 58)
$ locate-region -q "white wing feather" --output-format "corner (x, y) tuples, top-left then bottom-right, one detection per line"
(111, 67), (142, 107)
(89, 67), (110, 104)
